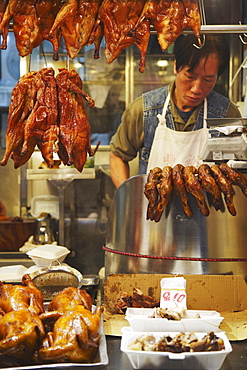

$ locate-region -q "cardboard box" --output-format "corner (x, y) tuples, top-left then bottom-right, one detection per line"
(103, 274), (247, 341)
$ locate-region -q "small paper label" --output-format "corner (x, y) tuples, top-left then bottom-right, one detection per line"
(160, 277), (187, 309)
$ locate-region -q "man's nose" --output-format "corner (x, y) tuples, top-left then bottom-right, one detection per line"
(191, 79), (203, 94)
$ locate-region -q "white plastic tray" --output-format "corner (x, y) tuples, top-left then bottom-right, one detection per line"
(125, 308), (224, 332)
(121, 327), (232, 370)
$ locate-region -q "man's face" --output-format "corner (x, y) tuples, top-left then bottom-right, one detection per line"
(173, 54), (219, 111)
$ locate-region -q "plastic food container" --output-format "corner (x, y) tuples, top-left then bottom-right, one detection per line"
(125, 308), (224, 333)
(26, 244), (70, 267)
(121, 327), (232, 370)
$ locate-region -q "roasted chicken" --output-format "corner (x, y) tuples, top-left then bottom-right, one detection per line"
(38, 287), (102, 363)
(38, 305), (103, 363)
(172, 164), (192, 217)
(144, 167), (162, 220)
(0, 309), (45, 365)
(198, 163), (223, 211)
(0, 274), (44, 315)
(183, 165), (209, 216)
(47, 286), (92, 312)
(211, 164), (236, 216)
(155, 165), (173, 222)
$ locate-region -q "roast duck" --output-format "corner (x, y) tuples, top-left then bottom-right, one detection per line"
(0, 276), (103, 366)
(0, 0), (201, 72)
(144, 163), (247, 221)
(0, 67), (99, 172)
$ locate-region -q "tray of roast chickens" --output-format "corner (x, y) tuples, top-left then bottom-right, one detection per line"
(144, 163), (247, 222)
(0, 275), (108, 369)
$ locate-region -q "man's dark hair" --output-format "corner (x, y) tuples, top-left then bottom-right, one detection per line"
(174, 34), (230, 77)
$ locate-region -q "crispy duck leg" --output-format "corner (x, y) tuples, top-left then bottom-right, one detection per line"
(172, 164), (192, 217)
(219, 163), (247, 198)
(183, 166), (209, 216)
(211, 164), (236, 216)
(154, 166), (173, 222)
(144, 167), (162, 220)
(198, 163), (223, 211)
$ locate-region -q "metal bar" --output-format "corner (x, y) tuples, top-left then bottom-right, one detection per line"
(150, 25), (247, 34)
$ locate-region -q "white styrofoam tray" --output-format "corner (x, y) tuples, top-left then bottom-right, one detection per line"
(26, 245), (70, 267)
(125, 308), (224, 333)
(0, 265), (27, 283)
(121, 328), (232, 370)
(30, 195), (59, 219)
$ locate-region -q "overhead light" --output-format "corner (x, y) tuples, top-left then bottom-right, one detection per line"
(157, 60), (168, 68)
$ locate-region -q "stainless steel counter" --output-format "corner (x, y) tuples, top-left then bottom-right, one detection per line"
(104, 336), (247, 370)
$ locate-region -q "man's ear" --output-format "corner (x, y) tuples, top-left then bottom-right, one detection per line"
(173, 60), (177, 75)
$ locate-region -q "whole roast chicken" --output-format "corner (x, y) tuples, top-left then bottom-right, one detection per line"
(0, 309), (45, 366)
(0, 274), (44, 315)
(38, 287), (103, 363)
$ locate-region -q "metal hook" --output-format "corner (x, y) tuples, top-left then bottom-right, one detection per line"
(193, 34), (206, 49)
(239, 34), (247, 45)
(238, 21), (247, 44)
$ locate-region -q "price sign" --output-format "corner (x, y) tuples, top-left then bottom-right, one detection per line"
(160, 277), (187, 309)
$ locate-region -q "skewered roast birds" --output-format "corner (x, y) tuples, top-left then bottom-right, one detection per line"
(145, 163), (247, 220)
(172, 164), (192, 217)
(0, 67), (97, 172)
(49, 0), (103, 60)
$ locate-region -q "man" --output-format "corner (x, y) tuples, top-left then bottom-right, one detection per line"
(109, 34), (241, 188)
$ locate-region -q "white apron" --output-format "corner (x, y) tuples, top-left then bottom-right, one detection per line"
(147, 93), (209, 172)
